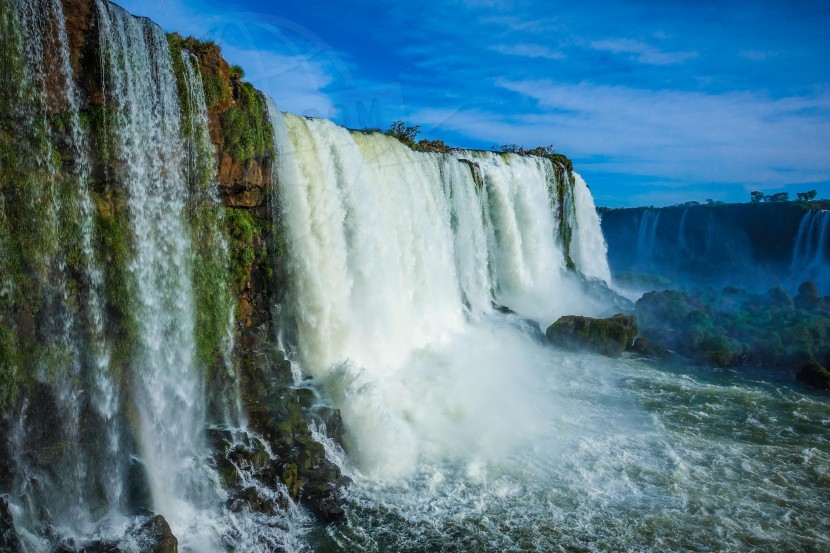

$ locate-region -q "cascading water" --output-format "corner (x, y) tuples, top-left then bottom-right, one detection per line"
(271, 112), (829, 553)
(94, 4), (219, 538)
(2, 2), (829, 552)
(635, 208), (661, 271)
(570, 172), (612, 283)
(789, 210), (830, 293)
(272, 112), (612, 481)
(2, 0), (121, 544)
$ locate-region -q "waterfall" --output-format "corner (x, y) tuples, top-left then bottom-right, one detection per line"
(678, 208), (690, 253)
(635, 208), (661, 271)
(272, 112), (613, 479)
(570, 172), (612, 283)
(95, 2), (223, 545)
(789, 210), (830, 293)
(2, 0), (122, 541)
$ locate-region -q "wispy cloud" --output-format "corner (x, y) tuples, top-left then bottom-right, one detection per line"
(411, 81), (830, 194)
(490, 43), (565, 60)
(589, 38), (698, 65)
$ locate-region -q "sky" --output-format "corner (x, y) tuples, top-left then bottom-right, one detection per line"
(117, 0), (830, 207)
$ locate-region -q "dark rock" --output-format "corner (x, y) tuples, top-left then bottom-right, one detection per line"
(137, 515), (178, 553)
(794, 281), (820, 311)
(546, 314), (638, 357)
(125, 457), (153, 515)
(491, 302), (515, 315)
(579, 275), (635, 314)
(628, 335), (671, 358)
(796, 360), (830, 390)
(0, 496), (22, 553)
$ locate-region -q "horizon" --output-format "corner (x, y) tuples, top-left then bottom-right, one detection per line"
(117, 0), (830, 207)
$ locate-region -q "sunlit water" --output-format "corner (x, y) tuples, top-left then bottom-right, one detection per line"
(305, 317), (829, 552)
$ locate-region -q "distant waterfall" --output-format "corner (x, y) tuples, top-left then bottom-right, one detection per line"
(635, 209), (660, 271)
(789, 210), (830, 292)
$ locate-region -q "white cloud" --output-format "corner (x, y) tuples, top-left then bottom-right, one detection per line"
(411, 81), (830, 190)
(222, 45), (339, 117)
(490, 43), (565, 60)
(589, 38), (698, 65)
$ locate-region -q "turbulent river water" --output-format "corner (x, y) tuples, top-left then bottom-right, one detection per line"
(270, 114), (830, 552)
(310, 338), (830, 552)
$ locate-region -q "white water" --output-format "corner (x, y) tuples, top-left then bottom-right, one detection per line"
(570, 172), (612, 283)
(8, 0), (121, 542)
(636, 208), (661, 271)
(272, 113), (612, 481)
(95, 3), (223, 548)
(789, 210), (830, 293)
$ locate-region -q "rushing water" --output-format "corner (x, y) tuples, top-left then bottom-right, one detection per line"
(789, 210), (830, 293)
(271, 113), (830, 552)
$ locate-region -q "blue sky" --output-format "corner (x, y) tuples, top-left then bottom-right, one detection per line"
(118, 0), (830, 207)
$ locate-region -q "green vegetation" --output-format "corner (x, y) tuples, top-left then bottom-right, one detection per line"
(167, 32), (229, 109)
(221, 82), (273, 162)
(546, 314), (638, 357)
(635, 284), (830, 374)
(226, 208), (261, 292)
(750, 189), (820, 203)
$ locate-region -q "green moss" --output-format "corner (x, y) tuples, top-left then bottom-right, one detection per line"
(220, 83), (273, 162)
(0, 322), (19, 410)
(191, 205), (234, 371)
(226, 208), (259, 292)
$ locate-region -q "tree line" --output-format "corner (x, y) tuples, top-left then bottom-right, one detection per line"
(750, 190), (817, 203)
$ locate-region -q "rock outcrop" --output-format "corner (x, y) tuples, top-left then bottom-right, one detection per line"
(546, 314), (638, 357)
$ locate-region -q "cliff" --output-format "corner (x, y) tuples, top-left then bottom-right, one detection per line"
(600, 201), (830, 293)
(0, 0), (344, 548)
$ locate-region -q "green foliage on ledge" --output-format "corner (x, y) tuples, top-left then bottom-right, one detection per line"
(221, 83), (273, 163)
(226, 208), (261, 292)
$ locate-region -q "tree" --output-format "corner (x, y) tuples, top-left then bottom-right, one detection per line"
(386, 121), (420, 147)
(768, 192), (790, 202)
(796, 190), (817, 201)
(750, 191), (764, 203)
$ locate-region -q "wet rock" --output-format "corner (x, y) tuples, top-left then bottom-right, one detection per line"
(125, 457), (153, 514)
(796, 360), (830, 390)
(136, 515), (178, 553)
(629, 335), (671, 358)
(579, 275), (635, 315)
(0, 496), (22, 553)
(546, 314), (638, 357)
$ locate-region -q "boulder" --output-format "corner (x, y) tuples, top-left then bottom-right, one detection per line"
(546, 314), (638, 357)
(628, 335), (671, 358)
(136, 515), (178, 553)
(796, 360), (830, 390)
(794, 281), (820, 311)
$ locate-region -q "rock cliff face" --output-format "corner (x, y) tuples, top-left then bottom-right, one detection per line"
(600, 201), (830, 294)
(0, 0), (344, 548)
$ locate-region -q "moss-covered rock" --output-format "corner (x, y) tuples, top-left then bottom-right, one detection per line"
(796, 360), (830, 390)
(546, 314), (638, 357)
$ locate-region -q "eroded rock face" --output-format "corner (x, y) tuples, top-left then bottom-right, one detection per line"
(546, 314), (638, 357)
(0, 496), (22, 553)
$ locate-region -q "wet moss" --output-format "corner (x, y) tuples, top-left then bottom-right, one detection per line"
(226, 208), (260, 292)
(221, 83), (273, 163)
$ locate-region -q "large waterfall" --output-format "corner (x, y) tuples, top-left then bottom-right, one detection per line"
(271, 113), (619, 480)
